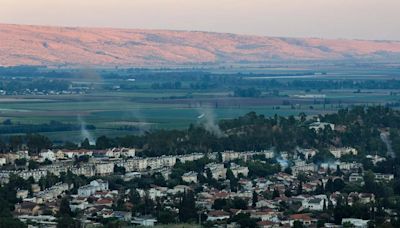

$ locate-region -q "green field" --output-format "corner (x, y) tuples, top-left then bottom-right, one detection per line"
(1, 64), (400, 143)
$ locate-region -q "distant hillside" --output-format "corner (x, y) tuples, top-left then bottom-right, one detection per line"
(1, 23), (400, 67)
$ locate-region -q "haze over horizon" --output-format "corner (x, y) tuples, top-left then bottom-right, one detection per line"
(1, 0), (400, 41)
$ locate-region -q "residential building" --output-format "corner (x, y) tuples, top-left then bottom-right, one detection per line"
(95, 162), (114, 175)
(205, 163), (227, 180)
(309, 121), (335, 132)
(230, 163), (249, 177)
(207, 210), (230, 221)
(329, 147), (358, 158)
(342, 218), (369, 228)
(77, 179), (109, 197)
(182, 171), (198, 183)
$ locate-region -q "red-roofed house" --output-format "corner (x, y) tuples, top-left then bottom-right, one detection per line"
(207, 210), (230, 221)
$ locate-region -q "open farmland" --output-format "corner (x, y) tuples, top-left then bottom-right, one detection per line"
(1, 63), (400, 143)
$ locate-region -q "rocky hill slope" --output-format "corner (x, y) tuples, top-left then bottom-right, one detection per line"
(1, 23), (400, 67)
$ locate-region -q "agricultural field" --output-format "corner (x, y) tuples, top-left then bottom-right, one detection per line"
(1, 63), (400, 143)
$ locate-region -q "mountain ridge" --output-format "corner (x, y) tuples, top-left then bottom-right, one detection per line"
(1, 23), (400, 67)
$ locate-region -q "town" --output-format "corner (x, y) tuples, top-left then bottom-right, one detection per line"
(1, 107), (400, 228)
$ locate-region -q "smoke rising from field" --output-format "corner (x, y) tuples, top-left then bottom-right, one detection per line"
(127, 108), (152, 133)
(73, 69), (102, 145)
(197, 106), (225, 137)
(276, 157), (288, 169)
(77, 115), (95, 145)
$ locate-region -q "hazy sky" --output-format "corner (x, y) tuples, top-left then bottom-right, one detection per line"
(1, 0), (399, 40)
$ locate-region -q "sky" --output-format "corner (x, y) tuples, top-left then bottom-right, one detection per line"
(0, 0), (399, 40)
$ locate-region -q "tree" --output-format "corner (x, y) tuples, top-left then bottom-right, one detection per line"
(0, 193), (26, 228)
(327, 166), (332, 175)
(179, 190), (197, 222)
(297, 181), (303, 195)
(28, 160), (39, 170)
(38, 172), (59, 190)
(26, 134), (52, 154)
(315, 183), (324, 194)
(212, 198), (228, 210)
(63, 141), (78, 150)
(129, 188), (141, 205)
(0, 138), (6, 153)
(230, 213), (258, 228)
(232, 197), (248, 210)
(80, 138), (91, 149)
(3, 119), (12, 125)
(95, 135), (114, 149)
(325, 178), (334, 193)
(56, 196), (80, 228)
(216, 152), (223, 163)
(364, 171), (376, 192)
(113, 165), (126, 175)
(284, 187), (292, 197)
(74, 155), (89, 163)
(252, 190), (258, 208)
(293, 220), (304, 228)
(284, 167), (292, 175)
(58, 197), (72, 217)
(272, 188), (280, 199)
(57, 216), (80, 228)
(335, 165), (343, 176)
(333, 178), (345, 192)
(14, 158), (27, 166)
(342, 222), (355, 228)
(206, 168), (213, 181)
(9, 135), (23, 152)
(157, 210), (178, 224)
(226, 168), (238, 192)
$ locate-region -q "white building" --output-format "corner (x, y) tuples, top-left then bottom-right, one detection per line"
(39, 150), (56, 162)
(375, 173), (394, 182)
(147, 187), (167, 200)
(309, 121), (335, 132)
(296, 148), (317, 160)
(61, 149), (93, 159)
(95, 163), (114, 175)
(366, 155), (386, 165)
(178, 153), (204, 163)
(77, 179), (109, 197)
(230, 163), (249, 178)
(119, 148), (136, 157)
(205, 163), (227, 180)
(123, 172), (141, 181)
(16, 189), (29, 199)
(349, 173), (364, 183)
(35, 183), (72, 202)
(0, 157), (6, 166)
(292, 161), (317, 176)
(69, 198), (89, 212)
(221, 150), (274, 162)
(329, 147), (358, 158)
(342, 218), (369, 228)
(182, 171), (198, 183)
(302, 195), (327, 211)
(17, 150), (30, 160)
(132, 217), (157, 226)
(264, 150), (275, 159)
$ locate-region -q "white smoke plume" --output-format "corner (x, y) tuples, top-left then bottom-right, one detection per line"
(77, 115), (95, 145)
(197, 106), (225, 137)
(276, 157), (289, 169)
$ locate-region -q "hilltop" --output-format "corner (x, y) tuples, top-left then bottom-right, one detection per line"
(1, 23), (400, 67)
